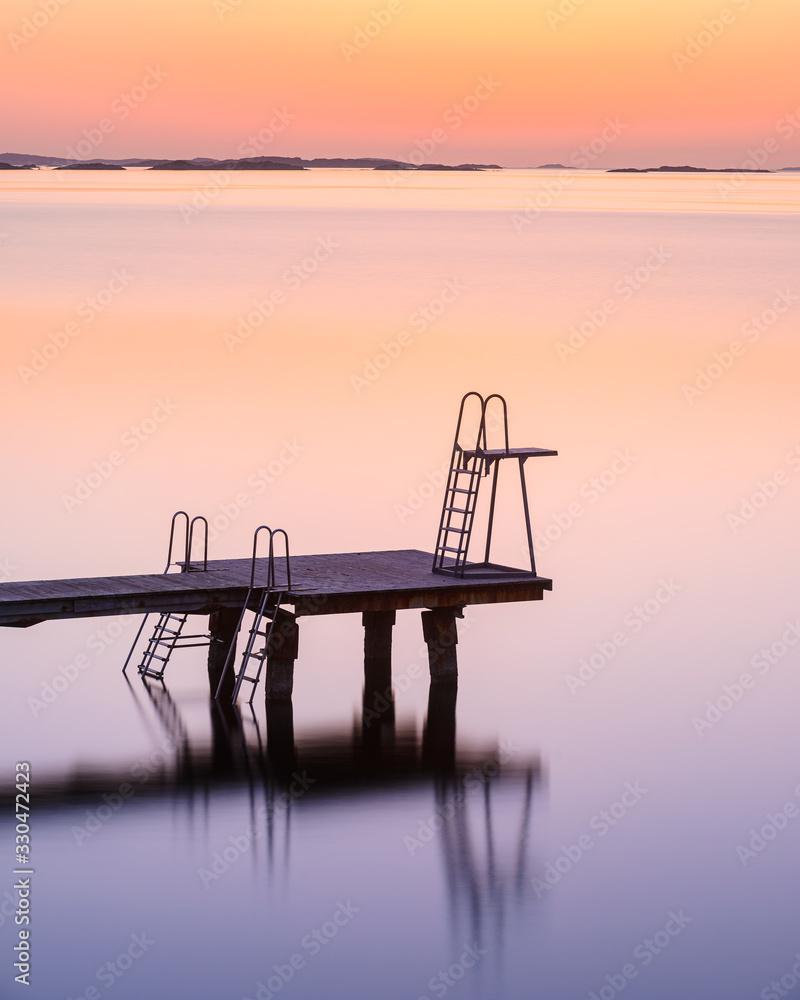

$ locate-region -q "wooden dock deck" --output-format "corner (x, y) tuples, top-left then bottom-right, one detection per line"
(0, 549), (551, 628)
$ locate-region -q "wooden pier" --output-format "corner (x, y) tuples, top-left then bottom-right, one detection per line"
(0, 549), (551, 698)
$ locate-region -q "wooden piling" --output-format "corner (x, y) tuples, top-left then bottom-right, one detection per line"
(265, 609), (299, 700)
(421, 606), (463, 685)
(207, 607), (239, 702)
(363, 609), (395, 691)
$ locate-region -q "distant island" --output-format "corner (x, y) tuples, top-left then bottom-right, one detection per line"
(55, 162), (126, 170)
(607, 165), (774, 173)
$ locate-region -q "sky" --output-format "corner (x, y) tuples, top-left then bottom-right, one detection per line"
(2, 0), (800, 167)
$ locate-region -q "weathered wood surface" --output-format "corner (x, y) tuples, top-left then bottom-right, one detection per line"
(0, 549), (551, 627)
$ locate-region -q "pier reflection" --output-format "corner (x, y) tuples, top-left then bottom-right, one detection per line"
(12, 674), (544, 950)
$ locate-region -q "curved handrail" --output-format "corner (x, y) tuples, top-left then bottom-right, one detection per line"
(249, 524), (292, 590)
(453, 391), (486, 456)
(269, 528), (292, 590)
(481, 393), (510, 454)
(187, 516), (209, 572)
(165, 511), (190, 572)
(250, 525), (274, 589)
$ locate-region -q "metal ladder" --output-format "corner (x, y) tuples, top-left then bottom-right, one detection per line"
(122, 511), (214, 679)
(433, 393), (557, 578)
(214, 525), (292, 706)
(433, 392), (507, 575)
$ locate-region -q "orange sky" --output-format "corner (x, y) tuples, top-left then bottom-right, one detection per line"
(2, 0), (800, 167)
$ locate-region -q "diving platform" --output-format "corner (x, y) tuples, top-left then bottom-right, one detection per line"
(2, 391), (556, 703)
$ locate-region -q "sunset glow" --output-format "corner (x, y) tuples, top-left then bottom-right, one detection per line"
(3, 0), (800, 166)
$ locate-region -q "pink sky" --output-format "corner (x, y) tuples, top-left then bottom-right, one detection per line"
(2, 0), (800, 167)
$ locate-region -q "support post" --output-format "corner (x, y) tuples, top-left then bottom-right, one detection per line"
(363, 609), (395, 693)
(207, 607), (239, 702)
(265, 609), (299, 700)
(362, 609), (396, 729)
(421, 606), (463, 685)
(519, 456), (536, 574)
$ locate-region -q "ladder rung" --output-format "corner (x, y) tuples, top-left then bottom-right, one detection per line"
(443, 526), (467, 534)
(450, 487), (475, 495)
(439, 545), (464, 554)
(451, 467), (479, 475)
(444, 506), (469, 514)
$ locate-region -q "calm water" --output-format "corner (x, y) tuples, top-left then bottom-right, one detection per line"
(1, 170), (799, 999)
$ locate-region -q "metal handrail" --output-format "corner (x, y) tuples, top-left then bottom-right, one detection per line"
(187, 515), (209, 572)
(269, 528), (292, 590)
(249, 524), (292, 590)
(215, 524), (293, 702)
(481, 394), (510, 455)
(123, 510), (207, 674)
(164, 510), (190, 572)
(453, 390), (486, 458)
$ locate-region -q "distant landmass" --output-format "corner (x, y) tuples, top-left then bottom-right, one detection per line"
(0, 152), (501, 170)
(1, 152), (798, 172)
(149, 158), (305, 170)
(608, 165), (773, 173)
(55, 162), (126, 170)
